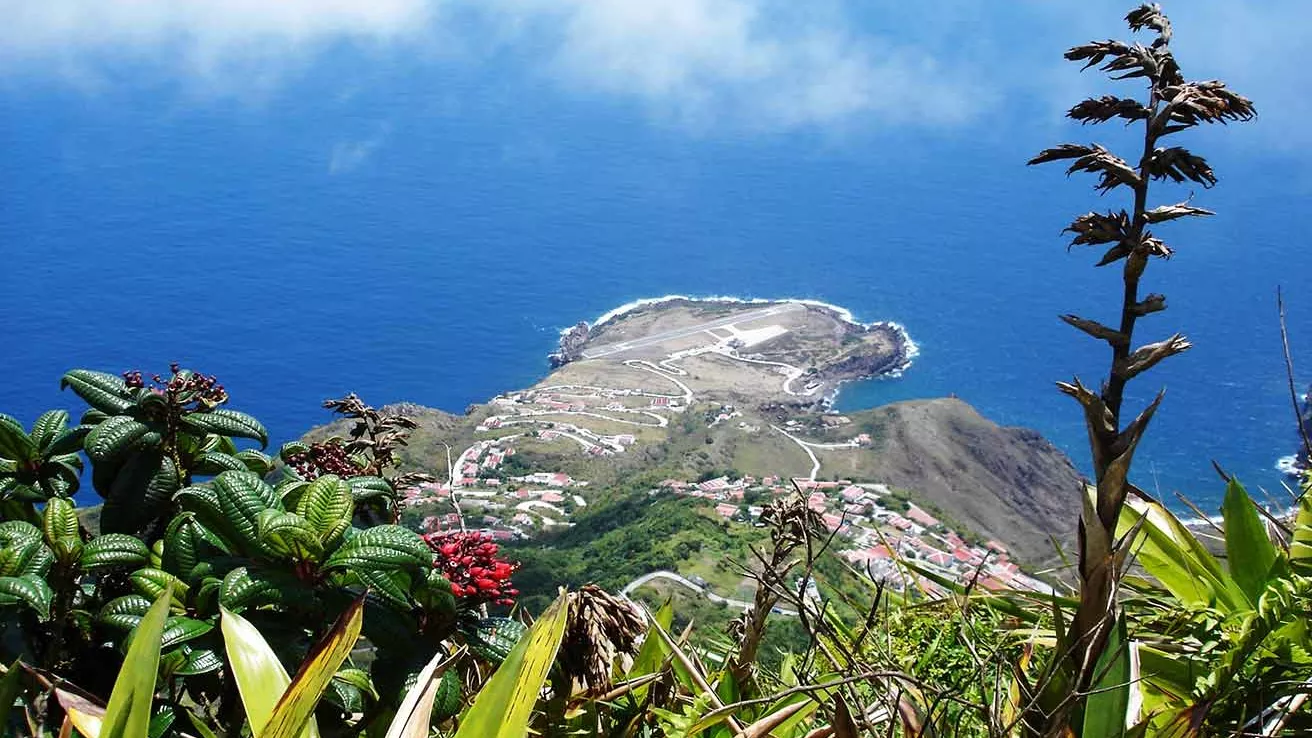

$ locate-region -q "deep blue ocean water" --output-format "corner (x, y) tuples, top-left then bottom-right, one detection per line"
(2, 50), (1309, 513)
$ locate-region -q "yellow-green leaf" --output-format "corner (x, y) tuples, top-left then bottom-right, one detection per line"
(384, 649), (466, 738)
(261, 596), (365, 738)
(453, 592), (569, 738)
(100, 585), (173, 738)
(221, 606), (321, 738)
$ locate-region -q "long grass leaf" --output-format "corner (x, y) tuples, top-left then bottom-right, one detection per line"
(453, 592), (569, 738)
(221, 606), (320, 738)
(383, 648), (465, 738)
(262, 596), (364, 738)
(100, 586), (173, 738)
(1221, 479), (1279, 603)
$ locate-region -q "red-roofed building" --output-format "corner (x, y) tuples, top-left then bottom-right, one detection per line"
(714, 503), (738, 518)
(906, 505), (940, 528)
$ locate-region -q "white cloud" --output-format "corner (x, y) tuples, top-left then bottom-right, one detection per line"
(0, 0), (1305, 140)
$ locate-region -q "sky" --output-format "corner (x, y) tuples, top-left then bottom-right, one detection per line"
(0, 1), (1307, 147)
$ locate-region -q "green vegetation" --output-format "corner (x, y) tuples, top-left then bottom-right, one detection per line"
(3, 5), (1309, 738)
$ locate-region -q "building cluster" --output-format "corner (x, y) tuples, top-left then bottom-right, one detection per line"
(653, 475), (1050, 595)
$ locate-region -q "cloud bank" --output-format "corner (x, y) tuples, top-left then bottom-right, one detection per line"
(0, 0), (1305, 140)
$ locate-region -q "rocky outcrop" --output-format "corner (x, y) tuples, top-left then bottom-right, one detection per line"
(550, 322), (591, 367)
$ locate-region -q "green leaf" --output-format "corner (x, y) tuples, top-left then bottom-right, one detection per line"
(0, 415), (35, 463)
(352, 568), (413, 609)
(0, 574), (53, 619)
(159, 616), (214, 649)
(214, 471), (283, 553)
(257, 510), (323, 562)
(99, 595), (153, 632)
(323, 526), (430, 573)
(100, 586), (173, 738)
(278, 442), (311, 462)
(195, 451), (249, 476)
(1289, 490), (1312, 574)
(627, 599), (673, 681)
(1081, 615), (1132, 738)
(261, 597), (364, 738)
(161, 514), (224, 581)
(383, 650), (464, 738)
(237, 450), (275, 475)
(62, 370), (136, 415)
(47, 424), (92, 456)
(296, 476), (353, 550)
(42, 496), (80, 548)
(85, 416), (153, 464)
(130, 568), (187, 605)
(219, 567), (286, 612)
(29, 410), (69, 450)
(1221, 478), (1279, 603)
(173, 644), (224, 676)
(452, 592), (569, 738)
(182, 409), (269, 448)
(332, 668), (377, 700)
(102, 451), (179, 534)
(222, 606), (322, 738)
(347, 476), (394, 502)
(0, 658), (25, 733)
(1120, 495), (1248, 613)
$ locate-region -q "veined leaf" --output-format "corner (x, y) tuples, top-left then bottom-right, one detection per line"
(0, 574), (53, 619)
(347, 476), (393, 502)
(257, 510), (323, 562)
(43, 496), (80, 549)
(452, 593), (569, 738)
(159, 616), (213, 649)
(103, 452), (179, 534)
(61, 370), (135, 415)
(130, 568), (187, 606)
(1221, 478), (1279, 603)
(85, 416), (153, 463)
(324, 526), (431, 572)
(161, 514), (224, 581)
(219, 567), (286, 612)
(296, 476), (353, 549)
(47, 424), (92, 456)
(195, 451), (248, 476)
(261, 596), (364, 738)
(30, 410), (69, 450)
(99, 586), (173, 738)
(0, 415), (35, 463)
(214, 471), (283, 553)
(236, 450), (275, 475)
(182, 409), (268, 448)
(221, 606), (322, 738)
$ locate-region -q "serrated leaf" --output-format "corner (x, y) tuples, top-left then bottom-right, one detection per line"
(347, 476), (394, 502)
(160, 616), (214, 649)
(257, 510), (323, 562)
(43, 496), (81, 549)
(324, 526), (430, 573)
(219, 567), (285, 612)
(182, 409), (269, 448)
(130, 568), (187, 605)
(85, 416), (153, 464)
(296, 476), (353, 550)
(236, 450), (275, 475)
(82, 534), (151, 572)
(61, 370), (136, 415)
(0, 574), (53, 619)
(0, 537), (43, 578)
(214, 471), (283, 553)
(101, 586), (173, 738)
(0, 415), (35, 463)
(195, 451), (249, 476)
(30, 410), (69, 450)
(103, 452), (179, 534)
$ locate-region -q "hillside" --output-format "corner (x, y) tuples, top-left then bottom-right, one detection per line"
(300, 297), (1084, 592)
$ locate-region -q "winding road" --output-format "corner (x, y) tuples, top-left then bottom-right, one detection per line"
(621, 570), (798, 617)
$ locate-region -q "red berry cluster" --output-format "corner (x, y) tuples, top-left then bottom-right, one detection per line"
(122, 364), (227, 409)
(422, 531), (520, 607)
(285, 441), (362, 480)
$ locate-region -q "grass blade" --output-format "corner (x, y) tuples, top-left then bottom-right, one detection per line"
(221, 606), (320, 738)
(262, 596), (364, 738)
(100, 586), (173, 738)
(453, 592), (569, 738)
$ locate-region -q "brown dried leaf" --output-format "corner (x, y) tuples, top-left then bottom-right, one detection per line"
(1114, 334), (1192, 381)
(1068, 95), (1151, 125)
(1147, 147), (1216, 187)
(1126, 4), (1172, 47)
(1064, 210), (1130, 247)
(1143, 202), (1214, 223)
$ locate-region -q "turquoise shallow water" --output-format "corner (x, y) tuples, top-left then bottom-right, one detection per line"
(1, 49), (1309, 512)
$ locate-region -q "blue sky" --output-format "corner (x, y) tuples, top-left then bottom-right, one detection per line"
(0, 1), (1306, 150)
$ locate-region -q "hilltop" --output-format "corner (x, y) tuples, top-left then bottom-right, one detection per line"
(302, 297), (1083, 594)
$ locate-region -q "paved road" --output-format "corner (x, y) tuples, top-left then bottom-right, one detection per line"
(621, 570), (798, 617)
(582, 303), (804, 359)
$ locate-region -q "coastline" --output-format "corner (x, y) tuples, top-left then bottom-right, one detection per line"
(554, 295), (919, 405)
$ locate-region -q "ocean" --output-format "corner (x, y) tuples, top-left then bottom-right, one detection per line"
(1, 50), (1309, 513)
